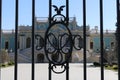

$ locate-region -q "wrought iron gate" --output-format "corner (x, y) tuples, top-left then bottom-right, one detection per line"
(0, 0), (120, 80)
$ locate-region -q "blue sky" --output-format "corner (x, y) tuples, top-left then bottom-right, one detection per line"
(2, 0), (117, 30)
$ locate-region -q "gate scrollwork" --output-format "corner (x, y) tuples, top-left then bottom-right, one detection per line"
(35, 1), (83, 79)
(45, 5), (73, 65)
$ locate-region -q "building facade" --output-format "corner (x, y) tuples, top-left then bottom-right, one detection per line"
(1, 17), (116, 62)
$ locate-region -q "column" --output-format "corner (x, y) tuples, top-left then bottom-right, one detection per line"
(86, 36), (90, 51)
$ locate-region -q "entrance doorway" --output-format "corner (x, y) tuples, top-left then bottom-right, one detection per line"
(37, 53), (44, 63)
(5, 41), (9, 50)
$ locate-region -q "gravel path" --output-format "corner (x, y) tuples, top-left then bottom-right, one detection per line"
(0, 63), (118, 80)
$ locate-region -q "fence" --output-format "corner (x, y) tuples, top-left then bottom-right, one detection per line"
(0, 0), (120, 80)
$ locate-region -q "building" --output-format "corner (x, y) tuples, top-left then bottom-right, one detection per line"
(90, 26), (116, 53)
(1, 17), (116, 63)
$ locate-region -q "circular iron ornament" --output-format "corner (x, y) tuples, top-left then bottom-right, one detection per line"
(73, 35), (83, 50)
(44, 22), (73, 65)
(51, 64), (66, 74)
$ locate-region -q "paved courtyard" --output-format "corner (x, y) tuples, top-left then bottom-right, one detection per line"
(0, 63), (118, 80)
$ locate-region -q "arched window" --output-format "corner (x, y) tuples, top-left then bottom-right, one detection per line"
(5, 41), (9, 50)
(90, 42), (93, 49)
(26, 37), (31, 48)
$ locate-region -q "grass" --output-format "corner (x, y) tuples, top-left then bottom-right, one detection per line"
(0, 61), (14, 68)
(104, 65), (118, 71)
(92, 62), (118, 71)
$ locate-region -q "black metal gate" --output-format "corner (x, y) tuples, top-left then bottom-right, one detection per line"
(0, 0), (120, 80)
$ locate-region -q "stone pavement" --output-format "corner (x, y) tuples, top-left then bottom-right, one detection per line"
(1, 63), (118, 80)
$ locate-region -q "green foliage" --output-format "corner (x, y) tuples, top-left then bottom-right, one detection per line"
(1, 64), (6, 67)
(112, 65), (118, 70)
(0, 60), (14, 68)
(8, 61), (14, 65)
(105, 65), (118, 71)
(105, 65), (108, 67)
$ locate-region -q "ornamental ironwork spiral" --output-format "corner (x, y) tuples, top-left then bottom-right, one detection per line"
(35, 1), (83, 75)
(44, 5), (73, 65)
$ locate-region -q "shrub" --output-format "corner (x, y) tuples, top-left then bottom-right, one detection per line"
(105, 65), (108, 67)
(8, 62), (13, 65)
(2, 64), (6, 67)
(93, 62), (100, 66)
(8, 61), (14, 65)
(113, 65), (118, 70)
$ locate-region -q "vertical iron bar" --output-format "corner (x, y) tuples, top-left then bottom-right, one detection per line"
(15, 0), (19, 80)
(116, 0), (120, 80)
(66, 62), (69, 80)
(66, 0), (69, 80)
(83, 0), (87, 80)
(49, 0), (52, 22)
(0, 0), (1, 39)
(32, 0), (35, 80)
(66, 0), (69, 25)
(49, 0), (52, 80)
(0, 0), (2, 80)
(99, 0), (104, 80)
(49, 63), (52, 80)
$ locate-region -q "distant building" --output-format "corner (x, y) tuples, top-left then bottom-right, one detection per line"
(1, 30), (15, 52)
(1, 17), (116, 63)
(90, 26), (116, 53)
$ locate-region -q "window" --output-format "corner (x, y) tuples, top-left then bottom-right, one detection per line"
(5, 41), (9, 50)
(90, 42), (93, 49)
(26, 37), (31, 48)
(111, 42), (114, 48)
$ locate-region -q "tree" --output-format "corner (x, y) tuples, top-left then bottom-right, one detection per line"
(104, 48), (116, 66)
(0, 49), (9, 64)
(106, 49), (114, 65)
